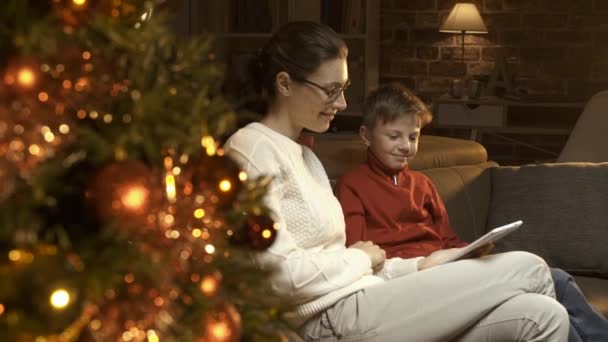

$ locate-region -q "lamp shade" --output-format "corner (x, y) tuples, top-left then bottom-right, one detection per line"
(440, 3), (488, 34)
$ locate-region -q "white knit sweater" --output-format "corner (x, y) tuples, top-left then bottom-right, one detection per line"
(224, 123), (423, 323)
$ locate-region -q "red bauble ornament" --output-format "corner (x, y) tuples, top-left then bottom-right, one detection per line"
(191, 154), (244, 208)
(85, 160), (156, 224)
(243, 214), (278, 250)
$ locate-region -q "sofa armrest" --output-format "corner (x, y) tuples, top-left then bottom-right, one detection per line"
(489, 162), (608, 277)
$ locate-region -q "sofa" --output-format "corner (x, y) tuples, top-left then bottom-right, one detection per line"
(312, 133), (608, 318)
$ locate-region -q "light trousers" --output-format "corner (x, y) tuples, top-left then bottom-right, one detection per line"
(301, 251), (569, 341)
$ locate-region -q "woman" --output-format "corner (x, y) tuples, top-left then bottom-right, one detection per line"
(223, 21), (568, 341)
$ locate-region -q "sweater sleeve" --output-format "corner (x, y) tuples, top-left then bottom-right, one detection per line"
(225, 138), (373, 304)
(375, 256), (425, 280)
(334, 177), (367, 247)
(424, 177), (468, 248)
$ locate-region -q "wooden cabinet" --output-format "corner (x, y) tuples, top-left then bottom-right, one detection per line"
(185, 0), (379, 116)
(432, 94), (585, 164)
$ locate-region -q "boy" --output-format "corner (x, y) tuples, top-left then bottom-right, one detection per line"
(335, 83), (608, 342)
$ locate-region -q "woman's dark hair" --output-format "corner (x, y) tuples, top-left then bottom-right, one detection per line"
(223, 21), (348, 115)
(362, 83), (433, 129)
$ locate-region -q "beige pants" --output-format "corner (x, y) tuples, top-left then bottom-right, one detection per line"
(301, 251), (569, 341)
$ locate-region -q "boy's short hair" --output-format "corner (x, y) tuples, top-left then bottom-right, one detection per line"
(362, 83), (432, 129)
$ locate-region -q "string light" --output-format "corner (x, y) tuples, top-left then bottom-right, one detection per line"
(218, 179), (231, 192)
(194, 208), (205, 219)
(120, 185), (149, 211)
(146, 330), (159, 342)
(200, 275), (219, 297)
(209, 322), (231, 341)
(49, 289), (70, 309)
(17, 68), (35, 87)
(201, 136), (216, 156)
(204, 244), (215, 254)
(238, 171), (247, 181)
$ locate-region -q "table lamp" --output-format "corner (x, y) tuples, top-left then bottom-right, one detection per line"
(439, 3), (487, 65)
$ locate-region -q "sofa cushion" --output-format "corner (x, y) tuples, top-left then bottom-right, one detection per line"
(312, 133), (488, 182)
(421, 162), (496, 243)
(489, 162), (608, 277)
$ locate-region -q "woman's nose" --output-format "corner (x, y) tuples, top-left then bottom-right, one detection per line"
(333, 91), (347, 111)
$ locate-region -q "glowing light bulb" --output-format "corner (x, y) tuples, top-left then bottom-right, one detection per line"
(165, 174), (176, 203)
(200, 276), (219, 296)
(121, 185), (148, 211)
(262, 229), (273, 239)
(209, 321), (230, 340)
(194, 208), (206, 219)
(50, 289), (70, 309)
(218, 179), (232, 192)
(16, 67), (35, 88)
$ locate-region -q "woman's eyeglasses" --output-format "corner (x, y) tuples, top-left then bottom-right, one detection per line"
(299, 79), (351, 103)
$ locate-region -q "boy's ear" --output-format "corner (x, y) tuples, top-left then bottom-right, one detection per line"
(359, 126), (371, 147)
(275, 71), (291, 96)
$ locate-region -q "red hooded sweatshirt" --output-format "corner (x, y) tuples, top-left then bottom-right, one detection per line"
(335, 149), (467, 259)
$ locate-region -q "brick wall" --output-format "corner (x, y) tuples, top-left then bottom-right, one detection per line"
(380, 0), (608, 101)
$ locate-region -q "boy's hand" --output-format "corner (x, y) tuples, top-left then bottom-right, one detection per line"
(467, 242), (494, 258)
(350, 241), (386, 272)
(417, 248), (463, 270)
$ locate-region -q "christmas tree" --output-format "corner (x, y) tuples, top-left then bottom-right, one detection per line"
(0, 0), (288, 340)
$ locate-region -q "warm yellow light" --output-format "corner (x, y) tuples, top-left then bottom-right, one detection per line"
(90, 319), (102, 330)
(209, 321), (230, 340)
(200, 276), (219, 296)
(121, 185), (148, 211)
(204, 244), (215, 254)
(165, 174), (176, 203)
(218, 179), (232, 192)
(28, 144), (41, 156)
(82, 51), (92, 60)
(0, 303), (4, 316)
(146, 330), (159, 342)
(38, 92), (49, 102)
(8, 249), (34, 263)
(201, 136), (216, 156)
(8, 250), (22, 262)
(43, 132), (55, 143)
(17, 67), (35, 88)
(72, 0), (87, 6)
(238, 171), (247, 181)
(262, 229), (272, 239)
(50, 289), (70, 309)
(59, 124), (70, 134)
(194, 208), (206, 219)
(192, 228), (202, 238)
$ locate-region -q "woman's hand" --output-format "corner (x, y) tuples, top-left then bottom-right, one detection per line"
(350, 241), (386, 272)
